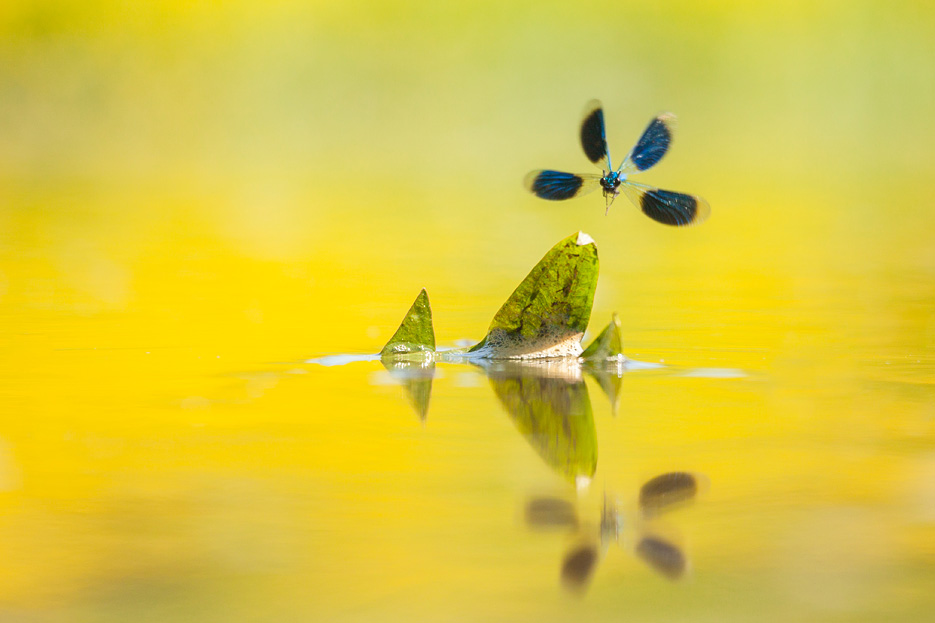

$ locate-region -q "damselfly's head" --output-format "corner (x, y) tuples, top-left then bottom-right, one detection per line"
(600, 172), (622, 214)
(600, 171), (622, 192)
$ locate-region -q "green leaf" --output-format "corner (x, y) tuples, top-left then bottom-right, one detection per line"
(482, 360), (597, 483)
(581, 313), (625, 361)
(380, 288), (436, 357)
(470, 232), (599, 359)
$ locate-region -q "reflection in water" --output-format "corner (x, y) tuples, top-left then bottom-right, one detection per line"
(525, 472), (705, 593)
(525, 496), (579, 530)
(634, 535), (687, 580)
(478, 359), (597, 484)
(375, 356), (630, 478)
(583, 358), (627, 416)
(381, 359), (436, 422)
(320, 351), (734, 432)
(639, 471), (701, 516)
(561, 542), (600, 593)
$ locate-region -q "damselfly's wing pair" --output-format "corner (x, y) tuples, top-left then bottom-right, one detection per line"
(525, 100), (710, 226)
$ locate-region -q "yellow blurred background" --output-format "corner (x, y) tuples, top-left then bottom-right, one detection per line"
(1, 1), (934, 621)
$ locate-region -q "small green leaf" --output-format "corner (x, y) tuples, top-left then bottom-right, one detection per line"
(581, 314), (627, 414)
(470, 232), (598, 359)
(581, 313), (625, 361)
(380, 289), (436, 357)
(482, 360), (597, 483)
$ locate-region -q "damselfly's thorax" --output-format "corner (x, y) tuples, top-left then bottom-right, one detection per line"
(600, 171), (622, 194)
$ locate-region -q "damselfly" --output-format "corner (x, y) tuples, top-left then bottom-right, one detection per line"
(525, 100), (710, 226)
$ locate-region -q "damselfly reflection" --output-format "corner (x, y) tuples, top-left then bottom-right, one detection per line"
(525, 100), (710, 226)
(524, 472), (706, 593)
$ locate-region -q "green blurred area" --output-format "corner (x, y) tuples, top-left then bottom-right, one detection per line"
(2, 0), (933, 328)
(2, 0), (933, 198)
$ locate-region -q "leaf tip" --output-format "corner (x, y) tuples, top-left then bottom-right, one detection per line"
(473, 233), (599, 359)
(379, 288), (436, 357)
(581, 312), (625, 361)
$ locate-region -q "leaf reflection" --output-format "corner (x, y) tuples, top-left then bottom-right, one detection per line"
(379, 353), (626, 428)
(583, 360), (627, 416)
(560, 542), (600, 593)
(477, 359), (597, 483)
(381, 359), (435, 422)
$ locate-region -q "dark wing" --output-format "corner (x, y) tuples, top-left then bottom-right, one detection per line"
(580, 100), (611, 170)
(620, 180), (710, 226)
(524, 170), (601, 201)
(619, 113), (676, 174)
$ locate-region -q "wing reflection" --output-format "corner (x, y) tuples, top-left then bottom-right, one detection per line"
(525, 496), (579, 530)
(639, 471), (703, 516)
(477, 359), (597, 484)
(560, 542), (600, 593)
(634, 534), (687, 580)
